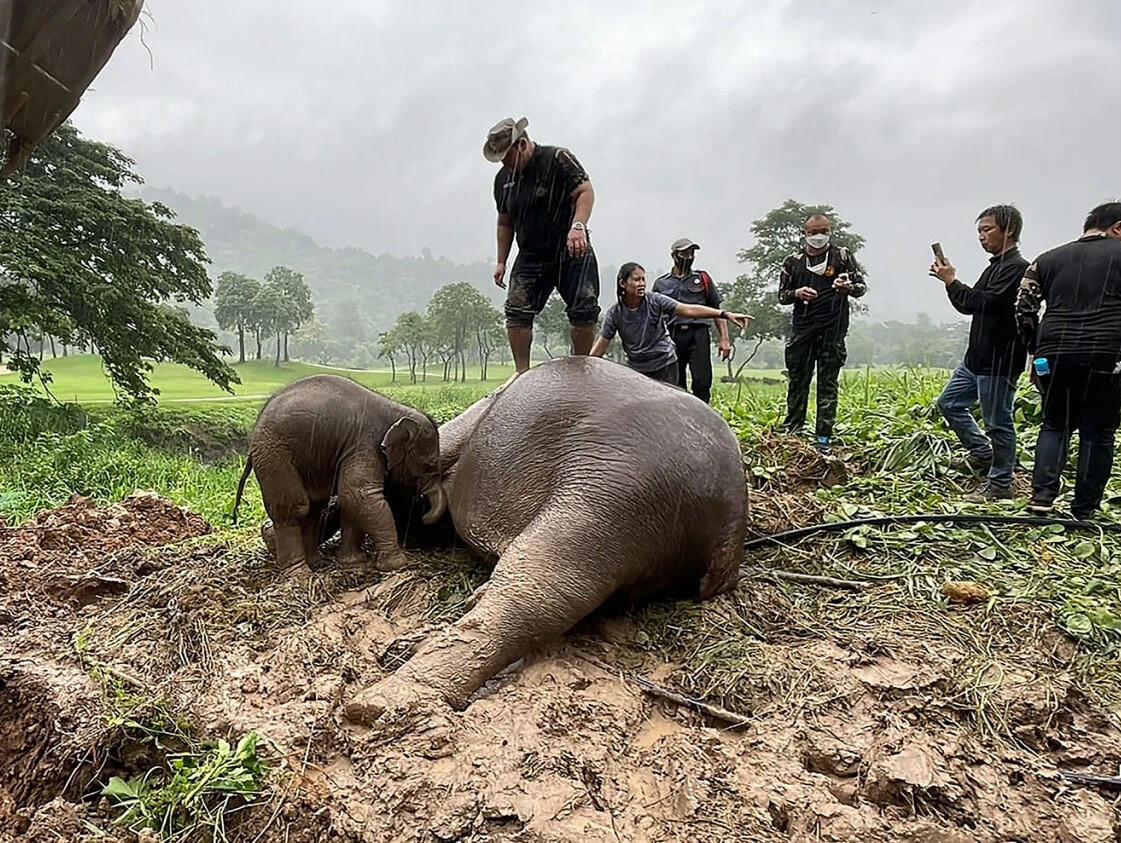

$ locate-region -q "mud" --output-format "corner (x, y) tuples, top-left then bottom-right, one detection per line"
(1, 491), (1120, 842)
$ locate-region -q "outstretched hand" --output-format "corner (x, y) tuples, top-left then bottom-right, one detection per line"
(724, 312), (753, 331)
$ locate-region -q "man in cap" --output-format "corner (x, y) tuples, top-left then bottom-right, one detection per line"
(484, 116), (600, 372)
(651, 237), (731, 404)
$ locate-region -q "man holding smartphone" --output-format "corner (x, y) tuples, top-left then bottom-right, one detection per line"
(929, 205), (1029, 502)
(778, 213), (867, 454)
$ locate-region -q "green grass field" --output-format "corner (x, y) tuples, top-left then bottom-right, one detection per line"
(0, 356), (522, 404)
(0, 354), (803, 405)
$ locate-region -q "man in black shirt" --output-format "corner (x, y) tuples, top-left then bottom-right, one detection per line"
(930, 205), (1029, 502)
(1016, 201), (1121, 519)
(778, 213), (867, 453)
(651, 237), (732, 404)
(484, 117), (600, 372)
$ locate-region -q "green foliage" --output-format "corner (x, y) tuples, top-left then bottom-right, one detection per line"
(101, 733), (267, 841)
(212, 272), (261, 364)
(0, 123), (238, 402)
(141, 187), (501, 367)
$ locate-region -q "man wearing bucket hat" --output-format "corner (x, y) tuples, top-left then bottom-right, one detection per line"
(651, 237), (731, 404)
(484, 116), (600, 372)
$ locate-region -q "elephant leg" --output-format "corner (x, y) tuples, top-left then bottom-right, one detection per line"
(336, 518), (368, 569)
(301, 508), (325, 567)
(336, 458), (409, 572)
(345, 515), (622, 723)
(257, 459), (312, 573)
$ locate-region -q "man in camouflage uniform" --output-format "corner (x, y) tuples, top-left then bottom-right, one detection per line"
(778, 213), (867, 453)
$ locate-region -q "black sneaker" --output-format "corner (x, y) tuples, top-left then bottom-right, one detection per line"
(1027, 499), (1054, 514)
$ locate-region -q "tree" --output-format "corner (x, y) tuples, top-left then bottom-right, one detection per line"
(391, 311), (428, 384)
(0, 122), (238, 401)
(535, 297), (568, 359)
(729, 199), (868, 379)
(251, 284), (287, 367)
(377, 328), (400, 381)
(213, 271), (261, 363)
(264, 265), (313, 363)
(427, 283), (482, 383)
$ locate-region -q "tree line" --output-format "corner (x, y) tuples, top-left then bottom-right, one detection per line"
(212, 267), (314, 366)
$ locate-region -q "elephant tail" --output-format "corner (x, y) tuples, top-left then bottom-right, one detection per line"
(232, 456), (253, 525)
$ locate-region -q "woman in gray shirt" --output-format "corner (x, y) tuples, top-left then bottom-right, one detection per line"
(591, 262), (752, 384)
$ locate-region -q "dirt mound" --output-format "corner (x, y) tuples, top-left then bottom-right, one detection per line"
(2, 493), (1121, 841)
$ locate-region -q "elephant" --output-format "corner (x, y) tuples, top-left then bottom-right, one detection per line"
(232, 374), (447, 572)
(344, 356), (747, 724)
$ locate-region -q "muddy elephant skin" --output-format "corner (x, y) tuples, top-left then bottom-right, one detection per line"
(347, 356), (747, 719)
(233, 374), (447, 572)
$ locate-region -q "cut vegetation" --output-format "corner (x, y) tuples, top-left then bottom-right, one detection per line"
(1, 368), (1119, 842)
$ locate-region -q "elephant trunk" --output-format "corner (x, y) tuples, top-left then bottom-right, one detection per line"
(420, 479), (448, 525)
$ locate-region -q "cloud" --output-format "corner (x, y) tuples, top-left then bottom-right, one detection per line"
(69, 0), (1121, 321)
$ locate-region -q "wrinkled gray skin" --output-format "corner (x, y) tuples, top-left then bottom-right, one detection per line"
(233, 374), (447, 572)
(345, 356), (746, 723)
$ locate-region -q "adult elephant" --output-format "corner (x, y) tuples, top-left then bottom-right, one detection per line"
(345, 356), (747, 724)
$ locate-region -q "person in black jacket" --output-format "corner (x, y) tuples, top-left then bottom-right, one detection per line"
(1015, 202), (1121, 519)
(930, 205), (1029, 502)
(778, 213), (867, 453)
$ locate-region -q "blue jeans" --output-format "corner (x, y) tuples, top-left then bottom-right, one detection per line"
(936, 365), (1018, 488)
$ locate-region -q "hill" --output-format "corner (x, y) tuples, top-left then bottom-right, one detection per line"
(141, 188), (508, 364)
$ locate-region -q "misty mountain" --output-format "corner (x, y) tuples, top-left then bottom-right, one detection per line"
(146, 187), (621, 365)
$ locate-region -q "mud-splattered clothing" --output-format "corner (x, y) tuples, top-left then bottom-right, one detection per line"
(494, 144), (600, 326)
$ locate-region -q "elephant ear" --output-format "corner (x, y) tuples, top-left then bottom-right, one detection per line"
(381, 416), (421, 474)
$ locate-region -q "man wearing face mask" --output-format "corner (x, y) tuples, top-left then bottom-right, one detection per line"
(484, 116), (600, 373)
(778, 213), (867, 453)
(651, 238), (731, 404)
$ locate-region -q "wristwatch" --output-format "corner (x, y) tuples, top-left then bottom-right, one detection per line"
(719, 310), (728, 320)
(571, 222), (586, 231)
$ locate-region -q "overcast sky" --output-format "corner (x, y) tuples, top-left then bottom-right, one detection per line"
(68, 0), (1121, 322)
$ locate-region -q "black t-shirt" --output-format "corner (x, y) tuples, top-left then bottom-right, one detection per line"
(493, 144), (589, 260)
(1022, 235), (1121, 366)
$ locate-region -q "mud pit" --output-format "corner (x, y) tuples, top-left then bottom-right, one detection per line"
(2, 483), (1121, 842)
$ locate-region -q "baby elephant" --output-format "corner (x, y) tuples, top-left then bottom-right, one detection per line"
(232, 374), (446, 572)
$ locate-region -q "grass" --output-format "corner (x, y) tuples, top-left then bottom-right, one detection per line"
(0, 354), (519, 404)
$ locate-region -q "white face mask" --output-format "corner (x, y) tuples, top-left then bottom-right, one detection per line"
(805, 233), (830, 249)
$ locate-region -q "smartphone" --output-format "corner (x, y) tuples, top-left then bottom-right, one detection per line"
(931, 242), (947, 264)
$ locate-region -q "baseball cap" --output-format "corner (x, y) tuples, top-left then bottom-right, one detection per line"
(671, 237), (700, 252)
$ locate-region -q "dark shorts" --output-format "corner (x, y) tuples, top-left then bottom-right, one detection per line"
(639, 359), (679, 385)
(505, 248), (601, 328)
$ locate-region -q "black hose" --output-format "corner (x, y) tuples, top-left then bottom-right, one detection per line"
(743, 513), (1121, 551)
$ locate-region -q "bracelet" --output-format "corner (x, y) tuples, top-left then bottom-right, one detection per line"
(719, 310), (728, 320)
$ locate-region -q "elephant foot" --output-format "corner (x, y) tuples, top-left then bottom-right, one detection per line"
(336, 550), (371, 571)
(260, 520), (277, 557)
(374, 549), (411, 573)
(344, 675), (451, 730)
